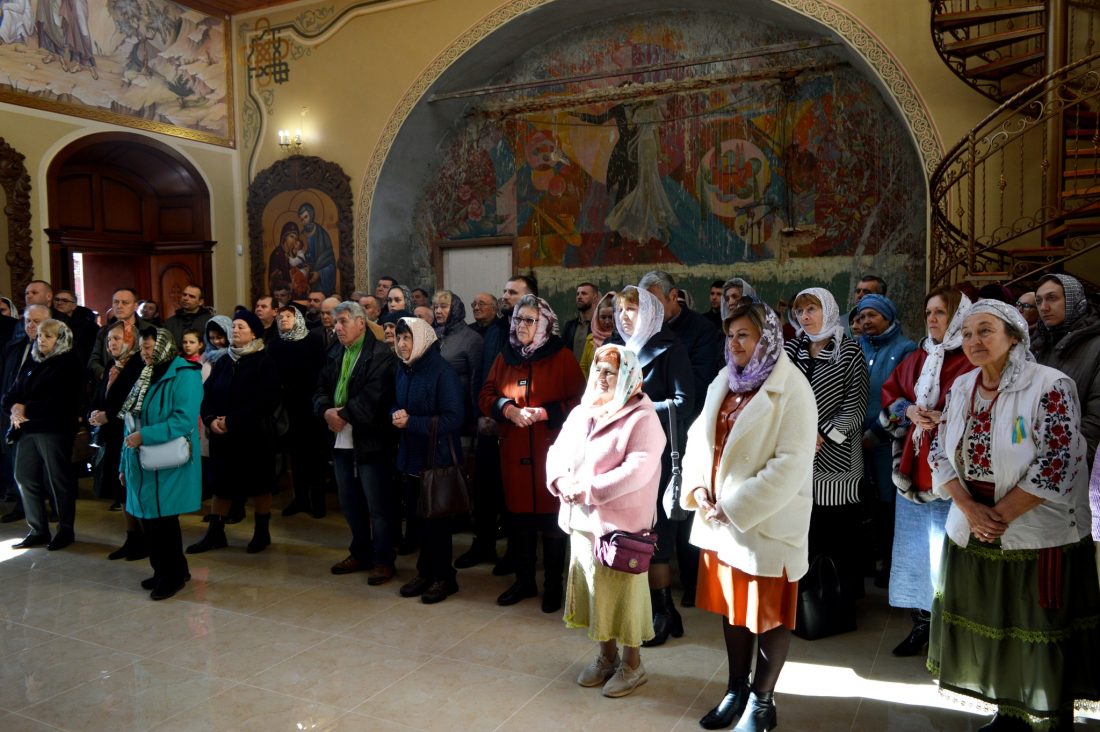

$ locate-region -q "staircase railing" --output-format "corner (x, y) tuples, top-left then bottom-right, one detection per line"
(929, 51), (1100, 286)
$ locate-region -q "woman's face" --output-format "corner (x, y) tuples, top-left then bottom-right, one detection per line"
(395, 332), (414, 361)
(433, 298), (450, 325)
(514, 306), (540, 346)
(106, 328), (127, 357)
(926, 295), (950, 344)
(387, 288), (407, 311)
(796, 301), (823, 335)
(207, 329), (228, 349)
(618, 301), (639, 336)
(962, 313), (1017, 369)
(724, 287), (743, 312)
(727, 316), (761, 368)
(181, 333), (201, 356)
(37, 330), (58, 356)
(597, 305), (614, 332)
(860, 309), (889, 336)
(0, 301), (10, 318)
(592, 359), (619, 401)
(140, 336), (156, 366)
(277, 310), (296, 333)
(231, 319), (255, 348)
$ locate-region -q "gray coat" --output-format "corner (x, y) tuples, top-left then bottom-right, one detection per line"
(1032, 310), (1100, 460)
(438, 320), (484, 419)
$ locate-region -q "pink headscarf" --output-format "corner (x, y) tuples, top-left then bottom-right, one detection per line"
(509, 295), (559, 358)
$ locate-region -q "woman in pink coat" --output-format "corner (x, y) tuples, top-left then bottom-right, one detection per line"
(547, 344), (667, 699)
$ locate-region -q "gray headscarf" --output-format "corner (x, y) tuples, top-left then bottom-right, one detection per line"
(30, 320), (73, 363)
(1036, 273), (1089, 337)
(720, 278), (758, 320)
(965, 299), (1034, 392)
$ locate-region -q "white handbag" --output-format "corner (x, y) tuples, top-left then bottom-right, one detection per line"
(124, 413), (191, 471)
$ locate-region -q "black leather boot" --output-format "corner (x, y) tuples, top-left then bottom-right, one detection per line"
(699, 677), (750, 729)
(186, 516), (227, 554)
(892, 610), (931, 657)
(642, 587), (684, 647)
(247, 513), (271, 553)
(108, 530), (147, 561)
(734, 690), (777, 732)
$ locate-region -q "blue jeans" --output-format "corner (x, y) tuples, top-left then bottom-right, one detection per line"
(332, 450), (395, 567)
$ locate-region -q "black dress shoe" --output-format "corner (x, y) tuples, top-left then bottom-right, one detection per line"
(150, 579), (187, 601)
(497, 581), (538, 606)
(13, 533), (49, 549)
(421, 579), (459, 604)
(892, 620), (930, 657)
(700, 681), (750, 730)
(399, 575), (432, 598)
(142, 573), (190, 590)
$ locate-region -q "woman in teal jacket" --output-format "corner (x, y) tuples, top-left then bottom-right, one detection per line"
(120, 327), (203, 601)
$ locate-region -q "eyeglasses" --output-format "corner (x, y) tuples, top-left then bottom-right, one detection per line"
(1015, 302), (1036, 310)
(514, 316), (538, 326)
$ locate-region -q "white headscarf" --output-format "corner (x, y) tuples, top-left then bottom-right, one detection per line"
(614, 285), (664, 355)
(720, 277), (758, 319)
(795, 287), (845, 362)
(965, 299), (1035, 392)
(913, 293), (973, 411)
(398, 316), (438, 365)
(583, 344), (645, 422)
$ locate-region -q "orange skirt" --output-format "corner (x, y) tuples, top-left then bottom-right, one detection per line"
(696, 550), (799, 633)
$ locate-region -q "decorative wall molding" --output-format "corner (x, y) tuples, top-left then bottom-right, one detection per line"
(0, 137), (34, 308)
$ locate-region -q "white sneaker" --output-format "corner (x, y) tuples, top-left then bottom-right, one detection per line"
(577, 652), (620, 687)
(602, 659), (647, 697)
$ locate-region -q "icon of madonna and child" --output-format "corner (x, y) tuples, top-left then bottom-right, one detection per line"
(265, 199), (338, 299)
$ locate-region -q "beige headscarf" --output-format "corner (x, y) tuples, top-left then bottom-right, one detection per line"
(398, 317), (438, 365)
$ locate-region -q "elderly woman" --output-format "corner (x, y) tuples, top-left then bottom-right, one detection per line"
(88, 320), (145, 560)
(188, 310), (281, 554)
(5, 319), (83, 550)
(783, 288), (869, 630)
(119, 328), (203, 600)
(880, 286), (973, 656)
(431, 290), (484, 426)
(683, 303), (817, 731)
(721, 277), (757, 316)
(858, 294), (917, 585)
(547, 344), (666, 698)
(479, 294), (586, 611)
(613, 285), (695, 645)
(391, 317), (465, 604)
(928, 299), (1100, 731)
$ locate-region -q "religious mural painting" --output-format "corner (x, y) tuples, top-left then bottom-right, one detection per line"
(0, 0), (233, 146)
(247, 155), (353, 303)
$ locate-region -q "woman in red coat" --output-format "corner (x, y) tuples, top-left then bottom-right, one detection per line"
(479, 294), (586, 612)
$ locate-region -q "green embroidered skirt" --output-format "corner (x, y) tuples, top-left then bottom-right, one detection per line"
(928, 535), (1100, 727)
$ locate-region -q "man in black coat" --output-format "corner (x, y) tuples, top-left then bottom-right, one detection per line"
(314, 301), (399, 583)
(87, 288), (154, 381)
(561, 282), (599, 363)
(164, 284), (213, 349)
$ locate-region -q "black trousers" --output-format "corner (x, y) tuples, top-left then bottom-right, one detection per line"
(141, 515), (189, 584)
(511, 512), (566, 589)
(807, 502), (864, 605)
(472, 434), (505, 546)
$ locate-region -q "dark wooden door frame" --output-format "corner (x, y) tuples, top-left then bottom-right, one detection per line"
(0, 137), (35, 309)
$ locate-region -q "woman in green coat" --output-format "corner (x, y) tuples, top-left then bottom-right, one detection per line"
(120, 327), (203, 601)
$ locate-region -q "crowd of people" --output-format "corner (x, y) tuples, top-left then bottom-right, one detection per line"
(1, 270), (1098, 731)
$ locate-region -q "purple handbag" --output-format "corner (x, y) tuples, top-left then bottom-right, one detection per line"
(594, 530), (659, 574)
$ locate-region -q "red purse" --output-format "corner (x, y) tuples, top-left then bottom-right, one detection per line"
(595, 530), (658, 574)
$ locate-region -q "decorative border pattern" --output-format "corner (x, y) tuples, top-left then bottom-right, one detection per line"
(0, 137), (34, 307)
(354, 0), (945, 284)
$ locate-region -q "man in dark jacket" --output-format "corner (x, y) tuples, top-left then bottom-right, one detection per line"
(314, 300), (399, 583)
(87, 288), (153, 381)
(561, 282), (599, 362)
(164, 284), (212, 348)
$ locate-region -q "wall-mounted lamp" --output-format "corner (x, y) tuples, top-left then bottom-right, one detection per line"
(278, 128), (302, 152)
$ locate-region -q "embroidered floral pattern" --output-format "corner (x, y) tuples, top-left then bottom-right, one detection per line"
(1028, 384), (1080, 495)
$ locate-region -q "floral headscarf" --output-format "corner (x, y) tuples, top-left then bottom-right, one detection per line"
(30, 320), (73, 363)
(278, 307), (310, 342)
(964, 299), (1034, 392)
(726, 304), (784, 393)
(433, 292), (467, 339)
(914, 292), (973, 412)
(795, 287), (845, 362)
(583, 344), (645, 421)
(720, 277), (758, 319)
(119, 328), (178, 418)
(398, 317), (438, 365)
(614, 286), (664, 355)
(589, 291), (616, 348)
(203, 315), (232, 365)
(509, 295), (559, 358)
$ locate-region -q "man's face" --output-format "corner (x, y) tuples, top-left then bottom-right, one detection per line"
(300, 208), (313, 229)
(307, 292), (325, 314)
(24, 283), (51, 306)
(709, 286), (722, 311)
(113, 291), (137, 321)
(273, 288), (290, 307)
(501, 279), (529, 309)
(335, 312), (366, 346)
(53, 291), (77, 315)
(139, 302), (158, 320)
(360, 296), (381, 321)
(375, 278), (395, 299)
(854, 279), (882, 304)
(412, 290), (430, 309)
(255, 297), (275, 325)
(24, 308), (48, 340)
(646, 285), (677, 322)
(1016, 292), (1039, 326)
(179, 286), (203, 313)
(575, 285), (598, 313)
(321, 299), (337, 328)
(471, 295), (496, 323)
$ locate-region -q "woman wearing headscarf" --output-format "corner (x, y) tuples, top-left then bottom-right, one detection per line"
(879, 286), (973, 656)
(4, 319), (83, 550)
(1032, 273), (1100, 460)
(783, 287), (870, 628)
(431, 290), (484, 429)
(682, 302), (818, 731)
(721, 277), (758, 317)
(612, 285), (695, 645)
(0, 296), (19, 319)
(580, 291), (617, 377)
(479, 294), (586, 611)
(385, 284), (414, 315)
(119, 328), (203, 600)
(269, 305), (327, 518)
(88, 320), (145, 560)
(928, 299), (1100, 731)
(391, 317), (465, 603)
(546, 344), (667, 697)
(188, 309), (282, 554)
(857, 293), (918, 586)
(201, 316), (232, 383)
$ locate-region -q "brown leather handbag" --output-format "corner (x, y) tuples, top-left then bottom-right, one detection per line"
(418, 417), (470, 519)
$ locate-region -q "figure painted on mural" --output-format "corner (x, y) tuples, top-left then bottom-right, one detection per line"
(0, 0), (35, 44)
(299, 203), (336, 297)
(35, 0), (66, 65)
(268, 222), (308, 298)
(60, 0), (97, 79)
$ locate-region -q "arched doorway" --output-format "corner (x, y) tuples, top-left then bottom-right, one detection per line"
(45, 132), (214, 319)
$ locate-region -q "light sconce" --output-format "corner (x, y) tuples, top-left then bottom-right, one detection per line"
(277, 128), (302, 153)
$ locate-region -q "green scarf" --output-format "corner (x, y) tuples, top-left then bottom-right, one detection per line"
(335, 335), (365, 407)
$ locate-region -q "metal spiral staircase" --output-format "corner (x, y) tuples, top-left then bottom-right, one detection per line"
(929, 0), (1100, 287)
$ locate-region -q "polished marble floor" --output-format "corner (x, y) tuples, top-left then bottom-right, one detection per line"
(0, 492), (1097, 732)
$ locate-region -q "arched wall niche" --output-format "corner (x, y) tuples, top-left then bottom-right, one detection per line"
(362, 0), (941, 328)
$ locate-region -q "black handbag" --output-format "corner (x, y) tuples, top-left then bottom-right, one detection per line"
(660, 399), (689, 521)
(417, 416), (470, 519)
(793, 554), (857, 640)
